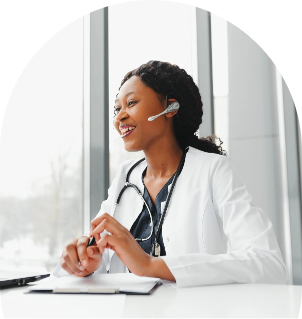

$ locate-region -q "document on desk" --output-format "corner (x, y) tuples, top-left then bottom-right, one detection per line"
(27, 273), (161, 295)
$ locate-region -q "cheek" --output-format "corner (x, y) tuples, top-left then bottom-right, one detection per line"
(134, 110), (152, 125)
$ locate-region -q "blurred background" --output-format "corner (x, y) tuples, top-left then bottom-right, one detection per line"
(0, 2), (301, 284)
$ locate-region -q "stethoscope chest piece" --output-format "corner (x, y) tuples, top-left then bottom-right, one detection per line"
(151, 242), (161, 257)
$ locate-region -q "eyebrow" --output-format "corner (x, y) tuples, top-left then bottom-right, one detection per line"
(115, 91), (136, 103)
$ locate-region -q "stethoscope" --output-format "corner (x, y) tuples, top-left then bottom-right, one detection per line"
(112, 148), (187, 257)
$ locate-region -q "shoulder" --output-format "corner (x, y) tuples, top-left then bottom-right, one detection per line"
(187, 146), (228, 167)
(186, 147), (233, 182)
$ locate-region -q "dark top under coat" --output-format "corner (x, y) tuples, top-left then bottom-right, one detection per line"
(130, 156), (186, 256)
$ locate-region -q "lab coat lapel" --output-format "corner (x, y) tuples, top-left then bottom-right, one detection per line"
(161, 148), (193, 231)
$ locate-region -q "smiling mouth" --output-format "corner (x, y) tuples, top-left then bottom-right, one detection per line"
(120, 126), (136, 138)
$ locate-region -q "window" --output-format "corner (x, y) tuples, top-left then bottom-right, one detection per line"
(298, 122), (302, 202)
(0, 18), (84, 272)
(211, 13), (229, 154)
(108, 1), (198, 183)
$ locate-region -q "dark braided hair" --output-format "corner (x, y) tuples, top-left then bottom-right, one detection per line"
(119, 60), (226, 156)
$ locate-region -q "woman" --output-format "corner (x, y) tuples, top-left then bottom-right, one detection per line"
(58, 61), (287, 287)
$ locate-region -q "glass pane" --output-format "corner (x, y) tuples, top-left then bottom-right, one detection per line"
(211, 13), (229, 155)
(108, 2), (197, 183)
(297, 110), (302, 187)
(0, 18), (84, 272)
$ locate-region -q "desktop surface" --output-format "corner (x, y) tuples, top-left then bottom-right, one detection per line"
(1, 274), (301, 318)
(124, 283), (301, 318)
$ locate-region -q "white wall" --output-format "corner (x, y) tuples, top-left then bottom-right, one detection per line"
(283, 79), (302, 284)
(227, 22), (284, 259)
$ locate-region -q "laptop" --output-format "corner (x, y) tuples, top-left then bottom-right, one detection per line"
(0, 271), (50, 288)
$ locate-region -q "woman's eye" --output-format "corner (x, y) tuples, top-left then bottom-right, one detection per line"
(114, 101), (136, 116)
(114, 107), (121, 116)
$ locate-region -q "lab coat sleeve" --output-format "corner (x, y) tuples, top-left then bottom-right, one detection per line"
(161, 155), (288, 287)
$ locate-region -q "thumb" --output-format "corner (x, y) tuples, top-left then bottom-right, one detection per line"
(87, 246), (102, 262)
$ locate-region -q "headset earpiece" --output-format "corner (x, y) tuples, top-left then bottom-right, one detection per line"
(148, 101), (180, 121)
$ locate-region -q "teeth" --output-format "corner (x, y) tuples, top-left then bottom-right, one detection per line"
(121, 126), (135, 134)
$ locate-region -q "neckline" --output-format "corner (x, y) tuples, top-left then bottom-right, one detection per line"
(141, 168), (176, 205)
(142, 146), (190, 178)
(141, 148), (188, 204)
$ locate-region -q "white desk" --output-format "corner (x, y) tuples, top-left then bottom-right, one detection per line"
(124, 283), (301, 318)
(1, 281), (301, 317)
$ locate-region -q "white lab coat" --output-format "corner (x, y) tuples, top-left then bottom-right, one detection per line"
(54, 146), (288, 287)
(93, 146), (288, 287)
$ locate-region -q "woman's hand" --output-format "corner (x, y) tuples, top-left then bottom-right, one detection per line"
(60, 236), (102, 277)
(91, 213), (152, 276)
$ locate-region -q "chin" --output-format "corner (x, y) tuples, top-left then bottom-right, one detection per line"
(123, 142), (142, 153)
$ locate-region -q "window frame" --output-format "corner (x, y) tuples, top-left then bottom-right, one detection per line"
(85, 8), (110, 225)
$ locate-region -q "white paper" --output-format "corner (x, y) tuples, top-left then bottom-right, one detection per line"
(28, 273), (161, 294)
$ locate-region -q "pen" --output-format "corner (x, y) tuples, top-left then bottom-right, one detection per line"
(87, 236), (96, 247)
(88, 230), (110, 247)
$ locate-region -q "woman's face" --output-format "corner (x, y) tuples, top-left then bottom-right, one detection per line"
(114, 76), (175, 152)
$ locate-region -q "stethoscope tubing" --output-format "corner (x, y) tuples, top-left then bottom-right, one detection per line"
(113, 149), (187, 245)
(113, 181), (154, 242)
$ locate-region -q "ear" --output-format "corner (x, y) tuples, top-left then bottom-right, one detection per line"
(167, 98), (178, 104)
(165, 98), (179, 118)
(165, 110), (178, 118)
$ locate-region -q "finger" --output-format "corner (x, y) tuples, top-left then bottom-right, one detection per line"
(96, 233), (118, 254)
(61, 262), (73, 275)
(60, 255), (79, 274)
(74, 269), (92, 277)
(91, 213), (118, 242)
(87, 245), (102, 262)
(77, 236), (90, 268)
(93, 231), (101, 243)
(91, 213), (106, 227)
(90, 219), (101, 242)
(92, 218), (121, 238)
(90, 224), (96, 236)
(91, 213), (117, 229)
(65, 241), (83, 271)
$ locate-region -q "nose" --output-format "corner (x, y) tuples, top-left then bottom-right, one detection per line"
(113, 108), (129, 125)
